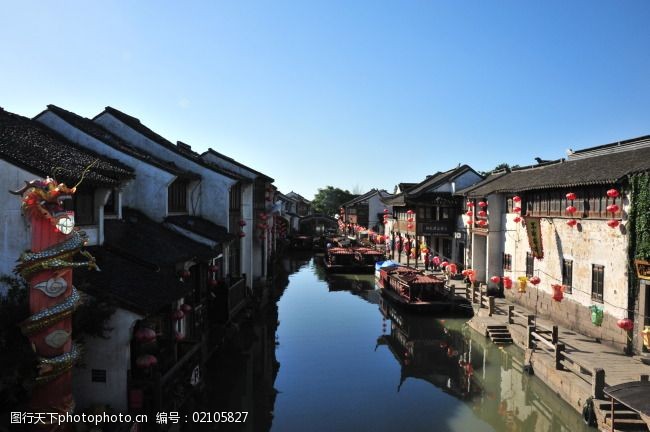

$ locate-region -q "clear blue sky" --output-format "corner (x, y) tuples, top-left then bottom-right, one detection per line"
(2, 1), (649, 199)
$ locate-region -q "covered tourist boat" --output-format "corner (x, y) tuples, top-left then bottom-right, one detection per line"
(324, 247), (358, 273)
(353, 247), (384, 272)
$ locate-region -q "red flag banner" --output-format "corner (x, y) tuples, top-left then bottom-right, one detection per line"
(524, 217), (544, 259)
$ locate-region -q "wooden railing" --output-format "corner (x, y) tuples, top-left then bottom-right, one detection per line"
(517, 311), (606, 399)
(464, 283), (496, 316)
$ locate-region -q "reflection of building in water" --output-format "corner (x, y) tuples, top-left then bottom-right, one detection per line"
(466, 332), (591, 432)
(377, 299), (480, 400)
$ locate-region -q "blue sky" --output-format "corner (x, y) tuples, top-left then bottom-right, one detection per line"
(1, 1), (649, 199)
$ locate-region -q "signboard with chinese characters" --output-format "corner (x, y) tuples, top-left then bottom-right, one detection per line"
(420, 222), (452, 236)
(524, 217), (544, 259)
(635, 259), (650, 281)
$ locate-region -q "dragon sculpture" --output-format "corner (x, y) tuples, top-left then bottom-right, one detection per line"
(11, 177), (99, 424)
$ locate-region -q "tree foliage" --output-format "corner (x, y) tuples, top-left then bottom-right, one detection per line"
(311, 186), (357, 217)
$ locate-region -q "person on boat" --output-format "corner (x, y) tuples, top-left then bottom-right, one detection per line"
(395, 234), (401, 261)
(424, 248), (431, 271)
(404, 236), (411, 266)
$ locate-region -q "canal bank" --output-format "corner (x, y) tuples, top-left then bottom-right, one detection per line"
(466, 291), (650, 431)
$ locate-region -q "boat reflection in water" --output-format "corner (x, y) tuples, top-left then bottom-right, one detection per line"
(377, 298), (592, 432)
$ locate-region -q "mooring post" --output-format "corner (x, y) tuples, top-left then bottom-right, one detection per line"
(552, 326), (559, 345)
(527, 314), (536, 327)
(527, 325), (535, 349)
(592, 368), (605, 399)
(488, 296), (495, 317)
(508, 305), (514, 324)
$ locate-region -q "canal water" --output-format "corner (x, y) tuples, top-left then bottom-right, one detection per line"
(208, 254), (592, 432)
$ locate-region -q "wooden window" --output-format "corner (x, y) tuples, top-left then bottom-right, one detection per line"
(592, 264), (604, 302)
(526, 252), (534, 278)
(503, 253), (512, 271)
(562, 259), (573, 294)
(440, 207), (450, 220)
(73, 188), (95, 225)
(91, 369), (106, 383)
(418, 208), (425, 219)
(168, 179), (188, 213)
(506, 196), (514, 213)
(229, 183), (241, 211)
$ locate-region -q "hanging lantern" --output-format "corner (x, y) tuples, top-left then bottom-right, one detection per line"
(383, 208), (389, 213)
(478, 201), (487, 208)
(208, 279), (218, 287)
(208, 265), (219, 273)
(467, 202), (475, 208)
(171, 310), (185, 321)
(180, 270), (191, 279)
(478, 220), (487, 227)
(513, 196), (521, 203)
(180, 303), (193, 313)
(441, 261), (449, 268)
(566, 192), (577, 201)
(517, 276), (528, 293)
(566, 205), (577, 214)
(503, 276), (513, 289)
(466, 210), (473, 217)
(406, 209), (414, 215)
(567, 219), (578, 228)
(606, 204), (620, 213)
(238, 231), (246, 238)
(136, 354), (158, 369)
(551, 284), (564, 302)
(490, 276), (500, 284)
(238, 219), (246, 227)
(617, 318), (634, 331)
(590, 305), (604, 327)
(407, 224), (413, 229)
(466, 219), (473, 225)
(513, 216), (522, 223)
(606, 189), (619, 198)
(407, 217), (414, 223)
(174, 331), (186, 342)
(478, 210), (487, 217)
(607, 219), (620, 228)
(134, 328), (157, 343)
(513, 206), (521, 213)
(529, 276), (541, 285)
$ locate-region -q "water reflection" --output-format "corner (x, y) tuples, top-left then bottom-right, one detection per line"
(202, 255), (591, 432)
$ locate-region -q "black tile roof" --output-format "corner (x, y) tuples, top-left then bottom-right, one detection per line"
(105, 208), (217, 266)
(463, 145), (650, 197)
(38, 105), (201, 181)
(285, 191), (311, 203)
(0, 108), (134, 187)
(165, 215), (235, 244)
(202, 148), (274, 183)
(96, 107), (246, 181)
(74, 246), (190, 314)
(385, 165), (479, 206)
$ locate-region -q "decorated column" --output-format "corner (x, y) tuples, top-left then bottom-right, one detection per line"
(12, 178), (98, 428)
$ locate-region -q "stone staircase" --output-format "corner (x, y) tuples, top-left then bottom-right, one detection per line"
(598, 400), (648, 431)
(487, 325), (513, 345)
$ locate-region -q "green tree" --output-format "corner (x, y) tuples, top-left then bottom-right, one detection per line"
(311, 186), (357, 217)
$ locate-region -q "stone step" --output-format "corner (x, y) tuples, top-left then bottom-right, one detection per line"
(487, 325), (508, 330)
(604, 417), (648, 431)
(604, 410), (643, 420)
(599, 401), (630, 411)
(488, 330), (511, 335)
(491, 337), (513, 344)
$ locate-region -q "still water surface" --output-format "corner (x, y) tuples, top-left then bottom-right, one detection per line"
(211, 255), (592, 432)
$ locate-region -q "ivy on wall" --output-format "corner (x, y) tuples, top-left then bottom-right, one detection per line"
(628, 173), (650, 260)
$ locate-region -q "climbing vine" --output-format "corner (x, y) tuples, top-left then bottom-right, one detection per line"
(628, 173), (650, 260)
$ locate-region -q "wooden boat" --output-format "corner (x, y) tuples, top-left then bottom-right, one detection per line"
(378, 266), (471, 313)
(352, 247), (384, 273)
(324, 247), (358, 273)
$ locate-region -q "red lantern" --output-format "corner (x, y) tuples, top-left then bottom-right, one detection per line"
(478, 210), (487, 217)
(607, 219), (620, 228)
(180, 270), (191, 279)
(134, 328), (157, 343)
(407, 217), (414, 223)
(466, 210), (473, 217)
(136, 354), (158, 369)
(208, 265), (219, 272)
(174, 331), (186, 342)
(478, 201), (487, 208)
(478, 220), (487, 227)
(238, 219), (246, 227)
(566, 192), (576, 201)
(383, 208), (389, 213)
(513, 196), (521, 202)
(490, 276), (500, 284)
(208, 279), (218, 287)
(466, 219), (473, 225)
(529, 276), (541, 285)
(607, 189), (619, 198)
(467, 202), (475, 208)
(171, 310), (185, 321)
(552, 284), (564, 302)
(617, 318), (634, 331)
(407, 224), (413, 229)
(503, 277), (513, 289)
(566, 205), (577, 214)
(513, 216), (522, 223)
(513, 206), (521, 213)
(238, 231), (246, 238)
(606, 204), (620, 213)
(441, 261), (449, 268)
(567, 219), (578, 227)
(406, 209), (414, 215)
(180, 303), (193, 313)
